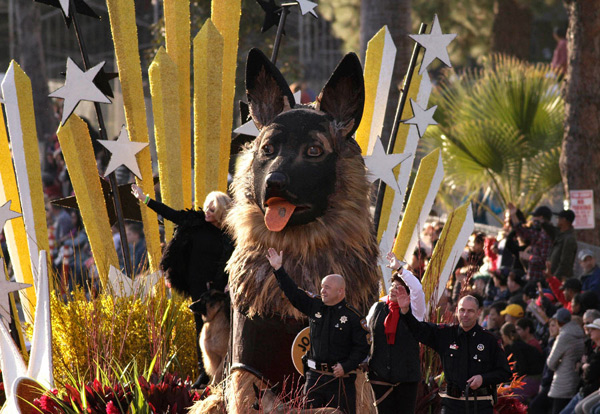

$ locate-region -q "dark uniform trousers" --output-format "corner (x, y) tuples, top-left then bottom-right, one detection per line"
(273, 267), (370, 414)
(401, 308), (512, 414)
(305, 371), (356, 414)
(441, 398), (493, 414)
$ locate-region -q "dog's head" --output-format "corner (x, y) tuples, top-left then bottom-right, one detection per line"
(188, 290), (230, 321)
(244, 48), (365, 231)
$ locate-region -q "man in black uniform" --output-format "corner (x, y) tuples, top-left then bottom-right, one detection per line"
(397, 288), (511, 414)
(266, 248), (370, 414)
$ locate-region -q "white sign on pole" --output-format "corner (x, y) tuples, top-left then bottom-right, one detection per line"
(570, 190), (595, 229)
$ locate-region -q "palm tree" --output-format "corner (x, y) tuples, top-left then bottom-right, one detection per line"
(423, 55), (564, 222)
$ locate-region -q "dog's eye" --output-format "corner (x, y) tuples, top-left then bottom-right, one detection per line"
(307, 145), (323, 157)
(262, 143), (274, 155)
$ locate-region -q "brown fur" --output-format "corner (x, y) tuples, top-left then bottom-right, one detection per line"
(225, 141), (379, 319)
(192, 49), (380, 414)
(200, 296), (230, 385)
(254, 383), (343, 414)
(188, 382), (227, 414)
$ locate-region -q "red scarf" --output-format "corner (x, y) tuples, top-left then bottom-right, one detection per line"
(384, 296), (400, 345)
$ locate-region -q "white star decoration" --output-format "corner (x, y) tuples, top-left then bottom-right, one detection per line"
(296, 0), (318, 18)
(0, 200), (21, 232)
(363, 136), (411, 193)
(49, 57), (111, 126)
(98, 126), (148, 179)
(233, 118), (260, 137)
(234, 91), (302, 136)
(0, 259), (31, 332)
(340, 316), (348, 324)
(58, 0), (70, 17)
(404, 99), (438, 137)
(409, 14), (456, 74)
(107, 265), (162, 298)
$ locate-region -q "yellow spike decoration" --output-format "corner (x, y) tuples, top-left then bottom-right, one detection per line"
(355, 26), (396, 155)
(164, 0), (192, 209)
(193, 20), (224, 207)
(212, 0), (242, 191)
(106, 0), (161, 272)
(393, 149), (443, 261)
(0, 103), (36, 324)
(376, 71), (423, 240)
(149, 48), (183, 243)
(1, 62), (49, 309)
(421, 203), (473, 307)
(57, 116), (119, 283)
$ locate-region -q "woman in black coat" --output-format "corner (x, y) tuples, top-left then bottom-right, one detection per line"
(367, 252), (426, 414)
(131, 184), (233, 385)
(500, 322), (545, 402)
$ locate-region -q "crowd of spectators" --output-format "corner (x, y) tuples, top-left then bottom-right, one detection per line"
(412, 202), (600, 413)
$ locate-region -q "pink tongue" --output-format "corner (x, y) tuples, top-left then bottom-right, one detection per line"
(265, 198), (296, 232)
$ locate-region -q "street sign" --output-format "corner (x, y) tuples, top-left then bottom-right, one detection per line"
(570, 190), (595, 229)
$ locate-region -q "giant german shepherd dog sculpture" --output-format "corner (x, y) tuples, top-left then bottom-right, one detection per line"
(190, 48), (379, 413)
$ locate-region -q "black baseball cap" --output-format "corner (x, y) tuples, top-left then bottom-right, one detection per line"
(531, 206), (552, 221)
(555, 209), (575, 223)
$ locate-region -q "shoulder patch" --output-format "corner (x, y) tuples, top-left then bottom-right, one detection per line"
(360, 318), (369, 332)
(344, 303), (363, 318)
(303, 289), (320, 299)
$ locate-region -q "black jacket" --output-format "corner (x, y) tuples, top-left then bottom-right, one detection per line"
(402, 309), (512, 389)
(582, 347), (600, 396)
(273, 267), (370, 374)
(147, 199), (233, 300)
(504, 339), (544, 376)
(367, 301), (421, 383)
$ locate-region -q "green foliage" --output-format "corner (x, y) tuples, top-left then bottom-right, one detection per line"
(319, 0), (361, 52)
(422, 55), (564, 220)
(412, 0), (564, 66)
(413, 0), (494, 66)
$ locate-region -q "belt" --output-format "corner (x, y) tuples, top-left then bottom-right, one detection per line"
(438, 392), (493, 401)
(307, 359), (355, 377)
(307, 359), (335, 373)
(443, 384), (492, 398)
(440, 384), (494, 414)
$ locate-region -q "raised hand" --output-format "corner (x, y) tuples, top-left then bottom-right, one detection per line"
(396, 284), (411, 314)
(386, 251), (406, 271)
(131, 184), (145, 201)
(266, 248), (283, 271)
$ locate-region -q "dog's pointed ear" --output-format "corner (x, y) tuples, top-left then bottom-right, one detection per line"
(315, 53), (365, 139)
(246, 48), (296, 130)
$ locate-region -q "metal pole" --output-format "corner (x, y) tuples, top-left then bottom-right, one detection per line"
(372, 22), (427, 232)
(271, 4), (291, 64)
(70, 0), (133, 277)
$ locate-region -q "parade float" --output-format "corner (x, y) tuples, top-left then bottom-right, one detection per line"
(0, 0), (527, 413)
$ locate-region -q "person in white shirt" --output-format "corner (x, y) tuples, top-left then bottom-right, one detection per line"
(366, 252), (426, 413)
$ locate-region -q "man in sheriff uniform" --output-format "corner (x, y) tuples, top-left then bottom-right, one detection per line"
(397, 288), (511, 414)
(266, 248), (370, 414)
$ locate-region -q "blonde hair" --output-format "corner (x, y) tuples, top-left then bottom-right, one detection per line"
(203, 191), (232, 225)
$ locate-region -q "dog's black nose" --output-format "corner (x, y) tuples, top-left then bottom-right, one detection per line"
(266, 172), (287, 190)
